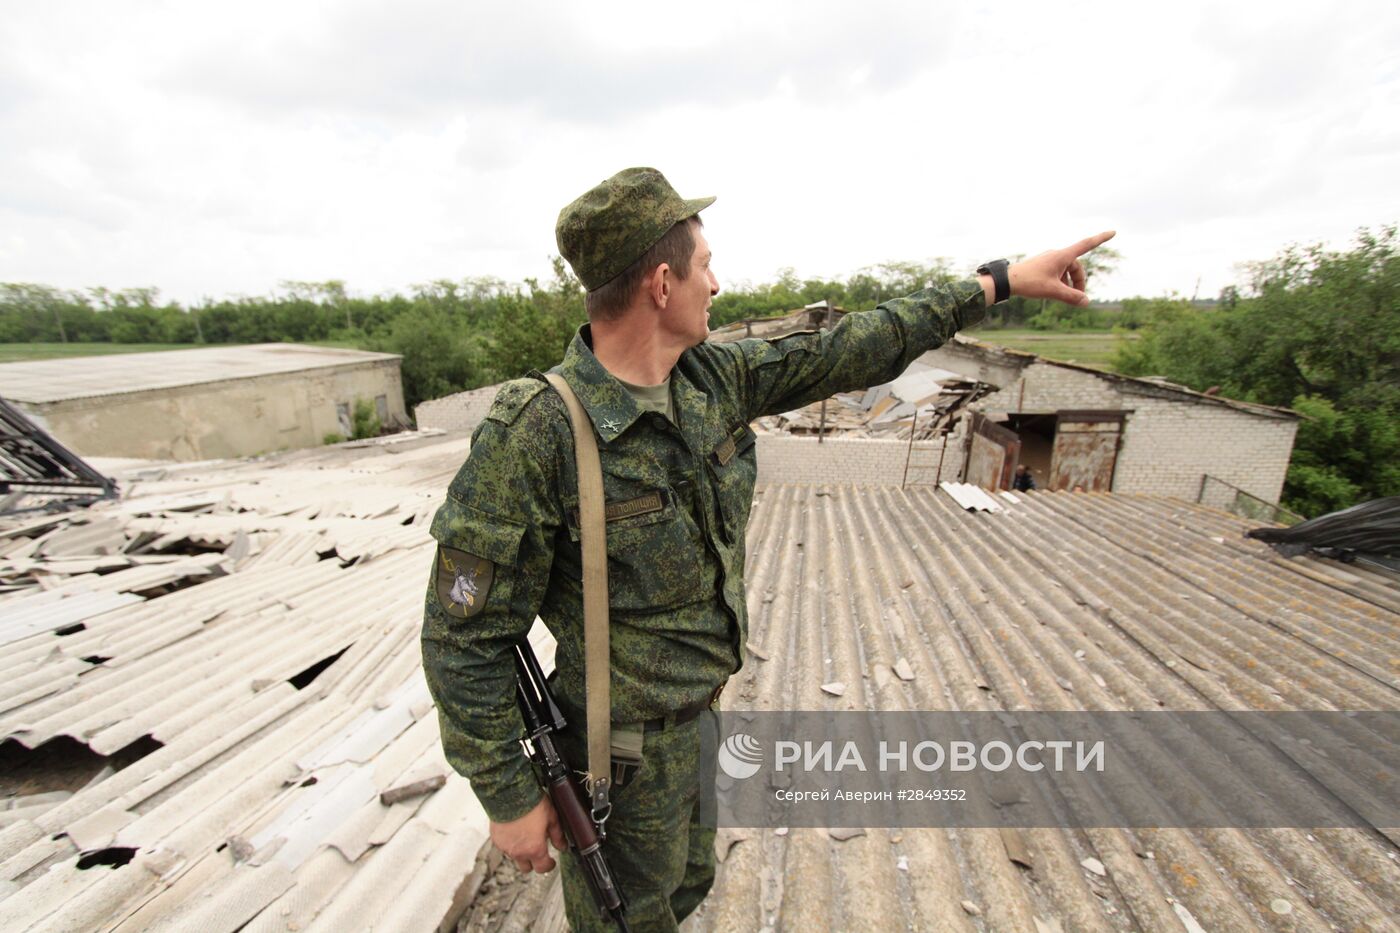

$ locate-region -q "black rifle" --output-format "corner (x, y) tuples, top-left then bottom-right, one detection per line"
(512, 640), (630, 932)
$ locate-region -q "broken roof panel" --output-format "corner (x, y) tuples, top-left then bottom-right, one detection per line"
(0, 431), (488, 932)
(3, 429), (1396, 931)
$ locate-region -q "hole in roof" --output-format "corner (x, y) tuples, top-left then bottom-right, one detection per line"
(123, 537), (226, 559)
(77, 847), (137, 870)
(81, 655), (112, 666)
(129, 572), (222, 599)
(400, 516), (414, 526)
(110, 735), (163, 769)
(301, 777), (318, 787)
(55, 623), (87, 637)
(0, 734), (165, 800)
(288, 646), (350, 691)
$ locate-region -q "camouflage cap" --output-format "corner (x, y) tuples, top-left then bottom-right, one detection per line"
(555, 167), (715, 291)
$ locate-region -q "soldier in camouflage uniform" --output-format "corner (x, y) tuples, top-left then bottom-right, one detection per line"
(422, 166), (1114, 931)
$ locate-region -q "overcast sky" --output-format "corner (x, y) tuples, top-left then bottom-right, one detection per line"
(3, 0), (1398, 304)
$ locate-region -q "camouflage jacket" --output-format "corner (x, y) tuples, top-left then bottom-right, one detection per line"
(422, 280), (986, 821)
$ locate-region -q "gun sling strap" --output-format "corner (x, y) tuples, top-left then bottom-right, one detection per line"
(544, 373), (613, 820)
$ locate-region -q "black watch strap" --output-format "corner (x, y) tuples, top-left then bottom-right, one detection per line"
(977, 259), (1011, 304)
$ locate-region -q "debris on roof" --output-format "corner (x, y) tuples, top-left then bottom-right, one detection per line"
(0, 396), (117, 515)
(754, 361), (992, 440)
(1249, 496), (1400, 569)
(706, 303), (843, 344)
(4, 430), (1397, 931)
(0, 430), (495, 932)
(939, 481), (1006, 513)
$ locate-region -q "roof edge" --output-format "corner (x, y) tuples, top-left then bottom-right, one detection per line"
(951, 335), (1301, 420)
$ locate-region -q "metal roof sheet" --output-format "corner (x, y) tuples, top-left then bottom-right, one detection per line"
(0, 343), (402, 404)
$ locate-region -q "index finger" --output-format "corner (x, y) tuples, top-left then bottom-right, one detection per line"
(1067, 230), (1116, 257)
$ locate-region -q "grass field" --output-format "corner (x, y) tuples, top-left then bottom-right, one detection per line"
(0, 340), (366, 364)
(967, 329), (1135, 370)
(0, 342), (192, 363)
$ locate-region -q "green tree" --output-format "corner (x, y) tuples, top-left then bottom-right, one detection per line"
(1114, 226), (1399, 515)
(486, 258), (587, 379)
(366, 303), (490, 410)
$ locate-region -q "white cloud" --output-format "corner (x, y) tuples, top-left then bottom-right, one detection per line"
(1, 0), (1397, 303)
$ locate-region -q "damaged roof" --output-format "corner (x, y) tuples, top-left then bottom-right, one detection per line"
(0, 431), (496, 931)
(3, 435), (1396, 931)
(947, 334), (1301, 420)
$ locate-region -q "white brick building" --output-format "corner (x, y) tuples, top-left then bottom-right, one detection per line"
(415, 336), (1300, 506)
(917, 337), (1300, 502)
(414, 383), (502, 434)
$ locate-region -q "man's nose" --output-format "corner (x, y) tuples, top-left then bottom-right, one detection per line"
(709, 270), (720, 296)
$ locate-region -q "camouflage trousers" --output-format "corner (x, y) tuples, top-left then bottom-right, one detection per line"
(554, 710), (717, 932)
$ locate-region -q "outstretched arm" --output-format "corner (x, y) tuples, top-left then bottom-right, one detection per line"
(721, 230), (1118, 422)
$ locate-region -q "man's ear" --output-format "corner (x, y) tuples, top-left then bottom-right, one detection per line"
(647, 263), (672, 309)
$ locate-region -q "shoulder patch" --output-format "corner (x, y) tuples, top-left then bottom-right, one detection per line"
(485, 378), (549, 426)
(435, 546), (495, 618)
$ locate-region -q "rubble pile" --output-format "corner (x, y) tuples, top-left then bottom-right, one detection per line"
(753, 361), (991, 440)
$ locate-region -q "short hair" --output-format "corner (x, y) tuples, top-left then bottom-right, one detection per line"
(585, 216), (702, 321)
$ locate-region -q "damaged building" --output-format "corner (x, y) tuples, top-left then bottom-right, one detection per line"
(417, 311), (1300, 518)
(0, 344), (409, 462)
(918, 336), (1300, 503)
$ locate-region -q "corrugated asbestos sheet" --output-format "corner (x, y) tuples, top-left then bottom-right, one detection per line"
(685, 485), (1400, 933)
(4, 432), (1398, 931)
(0, 432), (495, 932)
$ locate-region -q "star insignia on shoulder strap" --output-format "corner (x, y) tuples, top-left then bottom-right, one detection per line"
(602, 417), (621, 432)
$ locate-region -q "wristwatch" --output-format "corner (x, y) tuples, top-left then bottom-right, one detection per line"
(976, 259), (1011, 304)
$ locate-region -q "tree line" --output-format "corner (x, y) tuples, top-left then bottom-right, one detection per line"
(0, 256), (1117, 411)
(3, 232), (1394, 515)
(1113, 226), (1397, 516)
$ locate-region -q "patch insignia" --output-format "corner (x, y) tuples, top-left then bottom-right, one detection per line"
(435, 546), (495, 619)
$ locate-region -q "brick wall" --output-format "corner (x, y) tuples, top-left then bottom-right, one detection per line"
(414, 383), (502, 433)
(1112, 398), (1297, 501)
(415, 357), (1298, 504)
(750, 355), (1293, 501)
(966, 361), (1298, 502)
(755, 434), (963, 486)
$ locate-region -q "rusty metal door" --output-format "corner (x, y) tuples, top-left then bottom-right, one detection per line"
(965, 413), (1021, 490)
(1049, 411), (1124, 491)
